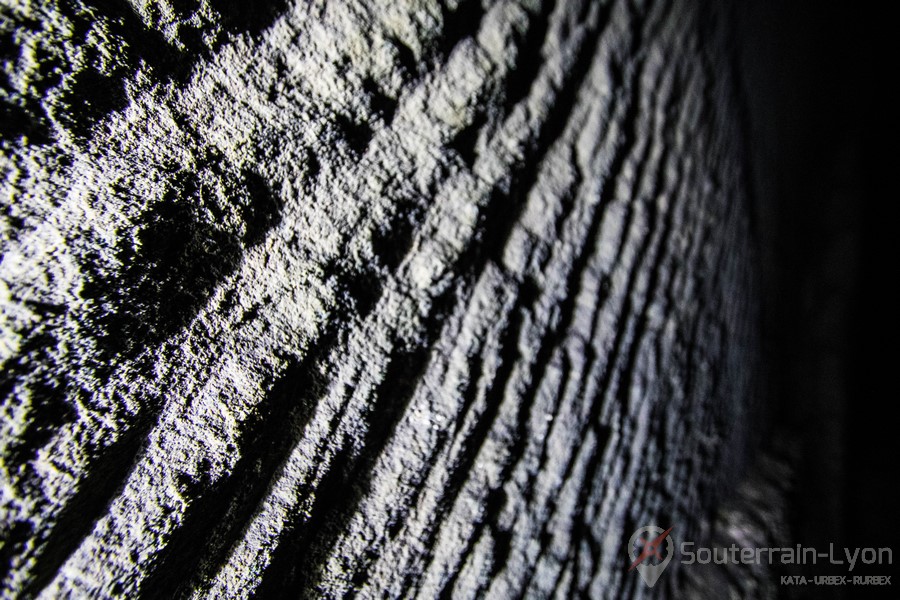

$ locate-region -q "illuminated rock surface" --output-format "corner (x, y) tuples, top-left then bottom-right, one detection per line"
(1, 0), (765, 597)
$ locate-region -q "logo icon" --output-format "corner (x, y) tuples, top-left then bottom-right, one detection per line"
(627, 525), (674, 588)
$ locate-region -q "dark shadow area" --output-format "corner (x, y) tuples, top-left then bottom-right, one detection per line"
(738, 1), (892, 598)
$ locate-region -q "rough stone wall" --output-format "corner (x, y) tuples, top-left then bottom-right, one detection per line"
(1, 0), (761, 597)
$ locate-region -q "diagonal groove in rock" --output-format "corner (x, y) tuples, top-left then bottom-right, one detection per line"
(3, 0), (768, 597)
(325, 9), (621, 600)
(17, 2), (600, 596)
(8, 0), (536, 592)
(189, 3), (620, 596)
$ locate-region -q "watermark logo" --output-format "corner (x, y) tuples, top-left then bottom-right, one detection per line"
(627, 526), (674, 588)
(626, 524), (893, 589)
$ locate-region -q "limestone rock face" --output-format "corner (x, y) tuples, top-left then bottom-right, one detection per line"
(1, 0), (761, 597)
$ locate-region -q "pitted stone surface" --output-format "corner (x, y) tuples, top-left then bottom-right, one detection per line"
(1, 1), (761, 597)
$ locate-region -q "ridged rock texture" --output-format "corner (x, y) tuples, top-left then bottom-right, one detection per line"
(1, 0), (763, 597)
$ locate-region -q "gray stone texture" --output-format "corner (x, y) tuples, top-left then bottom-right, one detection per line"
(1, 0), (764, 597)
